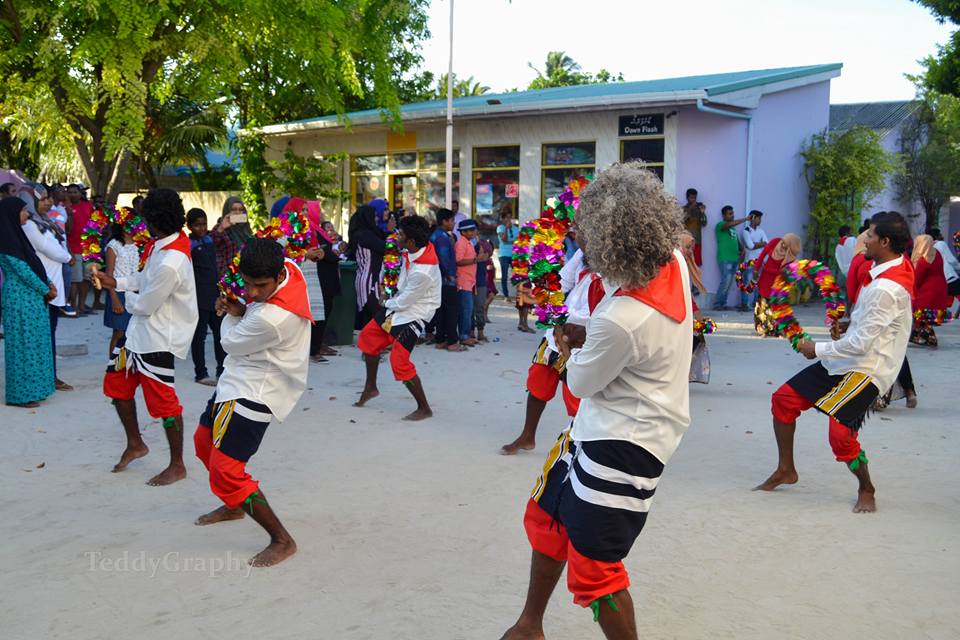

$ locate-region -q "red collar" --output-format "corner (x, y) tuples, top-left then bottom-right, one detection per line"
(266, 261), (313, 322)
(869, 256), (915, 294)
(404, 243), (439, 269)
(138, 231), (192, 270)
(613, 255), (687, 323)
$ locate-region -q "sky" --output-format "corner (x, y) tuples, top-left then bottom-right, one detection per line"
(418, 0), (954, 103)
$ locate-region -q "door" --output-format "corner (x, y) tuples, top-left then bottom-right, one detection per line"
(391, 174), (417, 212)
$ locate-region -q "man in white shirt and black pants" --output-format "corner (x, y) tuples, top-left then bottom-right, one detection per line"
(192, 238), (312, 567)
(739, 210), (769, 311)
(94, 189), (198, 486)
(755, 212), (914, 514)
(500, 164), (693, 640)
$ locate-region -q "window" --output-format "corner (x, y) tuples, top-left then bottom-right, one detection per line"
(620, 136), (665, 181)
(473, 146), (520, 223)
(350, 151), (460, 212)
(541, 142), (595, 206)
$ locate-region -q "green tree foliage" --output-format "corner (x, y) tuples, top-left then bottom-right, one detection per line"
(897, 93), (960, 230)
(801, 127), (899, 260)
(914, 1), (960, 95)
(527, 51), (623, 90)
(0, 1), (430, 208)
(262, 149), (346, 203)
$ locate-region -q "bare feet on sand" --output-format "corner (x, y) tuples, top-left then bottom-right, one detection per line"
(249, 539), (297, 567)
(112, 444), (149, 472)
(402, 408), (433, 421)
(146, 464), (186, 486)
(195, 505), (246, 526)
(499, 624), (545, 640)
(853, 489), (877, 513)
(500, 437), (535, 455)
(753, 468), (799, 491)
(353, 389), (379, 407)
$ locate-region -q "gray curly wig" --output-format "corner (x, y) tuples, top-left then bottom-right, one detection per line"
(576, 162), (682, 289)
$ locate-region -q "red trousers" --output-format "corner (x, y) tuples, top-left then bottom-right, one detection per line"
(103, 370), (182, 418)
(527, 363), (581, 417)
(771, 383), (861, 463)
(194, 424), (259, 510)
(357, 320), (417, 382)
(524, 499), (629, 607)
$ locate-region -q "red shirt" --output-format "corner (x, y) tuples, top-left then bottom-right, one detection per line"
(846, 252), (871, 306)
(913, 253), (950, 310)
(755, 238), (786, 298)
(67, 200), (94, 254)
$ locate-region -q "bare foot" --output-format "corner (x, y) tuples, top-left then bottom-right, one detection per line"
(853, 489), (877, 513)
(753, 468), (799, 491)
(146, 464), (187, 486)
(195, 505), (246, 526)
(906, 393), (918, 409)
(353, 388), (379, 407)
(499, 623), (545, 640)
(500, 437), (535, 455)
(112, 444), (149, 472)
(403, 408), (433, 421)
(249, 539), (297, 567)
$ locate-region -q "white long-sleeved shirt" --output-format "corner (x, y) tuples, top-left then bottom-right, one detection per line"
(23, 220), (70, 307)
(116, 232), (198, 359)
(835, 236), (857, 276)
(542, 250), (615, 353)
(216, 263), (311, 422)
(568, 251), (693, 464)
(741, 225), (769, 261)
(384, 245), (442, 325)
(934, 240), (959, 283)
(814, 256), (912, 394)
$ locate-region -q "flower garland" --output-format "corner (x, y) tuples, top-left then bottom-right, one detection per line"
(80, 207), (113, 266)
(954, 230), (960, 253)
(511, 175), (591, 329)
(693, 318), (717, 335)
(112, 206), (151, 252)
(218, 253), (245, 302)
(255, 210), (311, 263)
(381, 232), (402, 297)
(768, 259), (846, 352)
(914, 308), (951, 326)
(735, 259), (758, 293)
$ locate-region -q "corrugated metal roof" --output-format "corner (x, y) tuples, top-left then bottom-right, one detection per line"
(262, 63), (842, 134)
(829, 101), (919, 132)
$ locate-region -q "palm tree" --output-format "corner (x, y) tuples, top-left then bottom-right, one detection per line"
(432, 73), (491, 99)
(528, 51), (583, 89)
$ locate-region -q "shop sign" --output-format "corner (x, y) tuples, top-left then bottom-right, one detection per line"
(618, 113), (664, 137)
(505, 183), (519, 198)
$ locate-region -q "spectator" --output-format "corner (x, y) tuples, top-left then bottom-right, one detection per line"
(348, 204), (389, 328)
(451, 200), (468, 239)
(682, 188), (707, 265)
(930, 228), (960, 304)
(740, 210), (769, 311)
(0, 182), (16, 198)
(65, 183), (94, 315)
(0, 197), (56, 408)
(473, 230), (495, 342)
(497, 216), (519, 299)
(455, 219), (486, 347)
(186, 208), (226, 385)
(103, 221), (138, 357)
(713, 205), (749, 310)
(307, 201), (341, 356)
(220, 196), (253, 249)
(429, 207), (463, 351)
(22, 185), (73, 391)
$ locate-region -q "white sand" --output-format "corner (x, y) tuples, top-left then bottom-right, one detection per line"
(1, 302), (958, 639)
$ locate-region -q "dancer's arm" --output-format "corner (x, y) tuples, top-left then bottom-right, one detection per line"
(385, 270), (429, 313)
(815, 287), (899, 359)
(124, 264), (180, 316)
(565, 316), (635, 398)
(220, 311), (282, 356)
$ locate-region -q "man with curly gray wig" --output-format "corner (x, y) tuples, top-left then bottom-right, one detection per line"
(500, 163), (693, 640)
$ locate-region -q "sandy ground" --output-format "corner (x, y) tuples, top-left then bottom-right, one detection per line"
(1, 300), (958, 640)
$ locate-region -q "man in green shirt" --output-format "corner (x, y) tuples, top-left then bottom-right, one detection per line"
(713, 205), (749, 310)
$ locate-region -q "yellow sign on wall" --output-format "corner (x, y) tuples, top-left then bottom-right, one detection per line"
(387, 131), (417, 152)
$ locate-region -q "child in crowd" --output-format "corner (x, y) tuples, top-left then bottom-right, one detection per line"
(187, 208), (226, 386)
(103, 222), (139, 357)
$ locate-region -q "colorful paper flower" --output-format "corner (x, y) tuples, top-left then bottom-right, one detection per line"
(768, 259), (846, 352)
(914, 308), (951, 327)
(80, 207), (113, 266)
(735, 260), (758, 293)
(693, 318), (717, 335)
(218, 253), (245, 302)
(381, 232), (402, 298)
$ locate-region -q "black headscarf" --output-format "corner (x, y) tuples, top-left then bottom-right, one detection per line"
(0, 196), (48, 283)
(347, 205), (379, 257)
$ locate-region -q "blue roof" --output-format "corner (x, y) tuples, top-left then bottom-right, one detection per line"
(264, 63), (842, 133)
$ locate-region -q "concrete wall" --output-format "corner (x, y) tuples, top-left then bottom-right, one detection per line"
(676, 81), (831, 290)
(117, 191), (236, 221)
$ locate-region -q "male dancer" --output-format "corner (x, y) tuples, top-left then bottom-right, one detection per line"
(354, 215), (441, 420)
(193, 238), (311, 567)
(755, 211), (914, 513)
(93, 188), (198, 486)
(500, 247), (606, 455)
(501, 164), (693, 640)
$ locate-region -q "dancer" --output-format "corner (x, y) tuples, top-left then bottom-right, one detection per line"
(752, 233), (802, 336)
(755, 211), (914, 513)
(92, 188), (198, 485)
(681, 231), (711, 384)
(193, 238), (311, 567)
(500, 163), (692, 640)
(354, 216), (441, 421)
(909, 234), (950, 348)
(500, 247), (606, 455)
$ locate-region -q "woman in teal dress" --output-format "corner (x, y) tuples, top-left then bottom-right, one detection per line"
(0, 197), (56, 407)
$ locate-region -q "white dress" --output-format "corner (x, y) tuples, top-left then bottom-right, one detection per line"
(107, 239), (139, 279)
